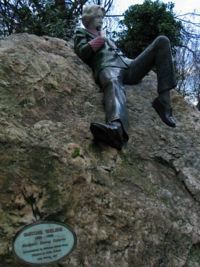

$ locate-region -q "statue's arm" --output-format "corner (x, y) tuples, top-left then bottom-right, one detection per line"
(74, 29), (94, 62)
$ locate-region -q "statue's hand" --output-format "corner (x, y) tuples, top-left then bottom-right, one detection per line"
(100, 30), (107, 39)
(99, 29), (116, 50)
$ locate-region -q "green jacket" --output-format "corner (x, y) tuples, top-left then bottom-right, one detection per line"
(74, 28), (132, 81)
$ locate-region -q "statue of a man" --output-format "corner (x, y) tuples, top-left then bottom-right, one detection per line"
(74, 4), (177, 149)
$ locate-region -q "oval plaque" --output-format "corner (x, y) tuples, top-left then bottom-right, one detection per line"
(13, 221), (76, 265)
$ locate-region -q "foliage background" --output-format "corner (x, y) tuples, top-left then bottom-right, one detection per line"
(113, 0), (183, 58)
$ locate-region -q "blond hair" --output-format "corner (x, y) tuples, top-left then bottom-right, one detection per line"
(82, 5), (105, 28)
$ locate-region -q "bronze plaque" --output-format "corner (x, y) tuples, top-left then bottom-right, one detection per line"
(13, 221), (77, 265)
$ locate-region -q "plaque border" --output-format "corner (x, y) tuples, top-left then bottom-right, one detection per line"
(12, 221), (77, 266)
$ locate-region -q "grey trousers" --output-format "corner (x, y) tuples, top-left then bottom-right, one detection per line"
(98, 36), (177, 135)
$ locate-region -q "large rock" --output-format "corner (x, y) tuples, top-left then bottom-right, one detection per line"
(0, 33), (200, 266)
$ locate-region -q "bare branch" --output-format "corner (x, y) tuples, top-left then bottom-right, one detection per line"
(176, 12), (200, 17)
(177, 44), (196, 57)
(181, 28), (200, 39)
(105, 14), (124, 17)
(177, 18), (200, 28)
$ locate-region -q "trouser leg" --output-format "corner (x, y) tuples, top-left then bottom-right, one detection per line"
(98, 67), (128, 140)
(123, 36), (176, 93)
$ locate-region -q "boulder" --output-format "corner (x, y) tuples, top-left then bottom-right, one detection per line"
(0, 33), (200, 266)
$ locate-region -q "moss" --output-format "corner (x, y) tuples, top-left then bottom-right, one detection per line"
(72, 147), (80, 158)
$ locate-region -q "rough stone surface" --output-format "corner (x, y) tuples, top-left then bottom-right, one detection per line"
(0, 33), (200, 267)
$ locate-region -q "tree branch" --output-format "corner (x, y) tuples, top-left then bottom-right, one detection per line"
(177, 17), (200, 28)
(105, 14), (124, 17)
(176, 12), (200, 17)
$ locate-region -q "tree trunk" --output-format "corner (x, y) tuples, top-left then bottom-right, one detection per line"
(196, 85), (200, 111)
(197, 98), (200, 111)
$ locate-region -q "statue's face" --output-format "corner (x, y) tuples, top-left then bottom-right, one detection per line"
(87, 9), (104, 30)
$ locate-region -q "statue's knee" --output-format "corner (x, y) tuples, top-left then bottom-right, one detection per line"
(105, 77), (119, 87)
(103, 78), (125, 96)
(156, 35), (170, 46)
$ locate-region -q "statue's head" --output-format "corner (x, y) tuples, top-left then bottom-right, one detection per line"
(82, 5), (105, 30)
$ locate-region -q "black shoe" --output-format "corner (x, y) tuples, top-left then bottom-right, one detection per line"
(152, 97), (176, 128)
(90, 122), (124, 150)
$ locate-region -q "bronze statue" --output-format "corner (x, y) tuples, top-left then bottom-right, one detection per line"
(74, 5), (177, 149)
